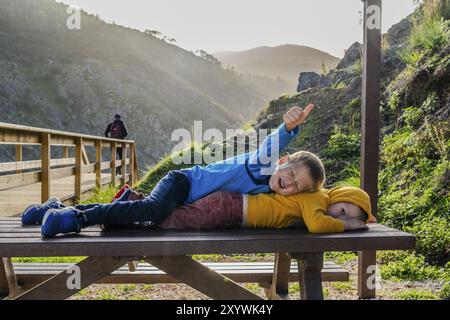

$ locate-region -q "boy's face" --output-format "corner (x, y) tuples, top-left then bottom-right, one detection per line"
(327, 202), (363, 221)
(269, 159), (314, 196)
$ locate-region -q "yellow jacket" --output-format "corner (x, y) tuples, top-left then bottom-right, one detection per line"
(246, 187), (372, 233)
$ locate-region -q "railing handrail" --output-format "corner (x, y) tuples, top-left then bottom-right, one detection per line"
(0, 122), (135, 144)
(0, 121), (139, 204)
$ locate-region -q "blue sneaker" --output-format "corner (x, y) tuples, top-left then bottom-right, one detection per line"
(21, 197), (65, 225)
(41, 207), (83, 238)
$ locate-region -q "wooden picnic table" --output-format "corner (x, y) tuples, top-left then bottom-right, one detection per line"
(0, 218), (415, 300)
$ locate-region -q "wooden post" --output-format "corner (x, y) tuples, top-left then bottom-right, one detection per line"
(95, 140), (102, 189)
(40, 132), (51, 204)
(63, 146), (69, 159)
(111, 141), (117, 187)
(359, 0), (382, 300)
(130, 143), (135, 186)
(15, 145), (23, 174)
(74, 137), (83, 203)
(133, 145), (139, 183)
(121, 142), (127, 185)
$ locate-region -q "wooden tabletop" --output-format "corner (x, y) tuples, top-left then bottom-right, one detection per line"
(0, 218), (415, 257)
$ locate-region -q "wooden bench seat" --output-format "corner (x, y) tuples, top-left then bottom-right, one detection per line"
(13, 261), (349, 290)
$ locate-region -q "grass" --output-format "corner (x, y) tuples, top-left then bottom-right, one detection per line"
(330, 282), (353, 293)
(325, 252), (358, 265)
(378, 251), (449, 282)
(331, 81), (346, 89)
(118, 284), (137, 294)
(12, 256), (84, 263)
(95, 290), (119, 300)
(393, 288), (438, 300)
(243, 283), (263, 295)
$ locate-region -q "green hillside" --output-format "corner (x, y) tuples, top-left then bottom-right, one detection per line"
(0, 0), (267, 167)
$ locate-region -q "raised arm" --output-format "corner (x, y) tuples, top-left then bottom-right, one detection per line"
(248, 104), (314, 174)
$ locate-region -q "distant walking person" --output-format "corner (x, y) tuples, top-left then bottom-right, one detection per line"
(105, 114), (128, 175)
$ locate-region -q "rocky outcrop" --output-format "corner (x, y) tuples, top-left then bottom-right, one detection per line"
(297, 72), (321, 91)
(296, 16), (413, 94)
(336, 42), (362, 70)
(385, 17), (412, 48)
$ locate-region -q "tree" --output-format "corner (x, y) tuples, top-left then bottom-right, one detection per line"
(195, 50), (222, 66)
(145, 30), (176, 43)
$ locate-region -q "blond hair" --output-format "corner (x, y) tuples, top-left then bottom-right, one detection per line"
(286, 151), (326, 191)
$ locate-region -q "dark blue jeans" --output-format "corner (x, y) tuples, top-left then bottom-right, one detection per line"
(78, 170), (190, 227)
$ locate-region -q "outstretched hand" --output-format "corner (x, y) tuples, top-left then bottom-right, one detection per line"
(343, 219), (368, 231)
(283, 104), (314, 132)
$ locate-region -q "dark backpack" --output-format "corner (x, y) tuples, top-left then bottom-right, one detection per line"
(110, 121), (124, 139)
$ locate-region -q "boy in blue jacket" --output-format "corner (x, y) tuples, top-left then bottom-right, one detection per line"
(23, 104), (325, 237)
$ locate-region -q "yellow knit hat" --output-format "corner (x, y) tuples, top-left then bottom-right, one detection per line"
(328, 186), (373, 223)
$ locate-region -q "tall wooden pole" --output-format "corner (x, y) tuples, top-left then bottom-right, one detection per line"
(359, 0), (382, 300)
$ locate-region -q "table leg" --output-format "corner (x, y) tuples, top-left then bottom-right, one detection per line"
(0, 258), (8, 298)
(264, 253), (291, 300)
(145, 255), (262, 300)
(291, 252), (324, 300)
(358, 250), (377, 299)
(0, 258), (23, 299)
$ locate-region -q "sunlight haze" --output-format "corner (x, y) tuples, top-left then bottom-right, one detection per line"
(60, 0), (418, 58)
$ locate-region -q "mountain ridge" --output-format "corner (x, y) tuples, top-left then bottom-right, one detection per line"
(214, 44), (340, 99)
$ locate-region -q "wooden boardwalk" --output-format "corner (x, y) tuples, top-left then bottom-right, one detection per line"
(0, 122), (139, 219)
(0, 173), (111, 217)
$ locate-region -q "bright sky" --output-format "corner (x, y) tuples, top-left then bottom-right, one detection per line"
(59, 0), (419, 58)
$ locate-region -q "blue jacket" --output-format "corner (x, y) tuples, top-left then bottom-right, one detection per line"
(181, 123), (300, 204)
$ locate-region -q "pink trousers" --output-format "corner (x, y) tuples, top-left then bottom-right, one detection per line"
(157, 191), (243, 229)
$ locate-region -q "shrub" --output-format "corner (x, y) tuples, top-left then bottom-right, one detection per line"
(324, 127), (360, 160)
(439, 282), (450, 300)
(335, 166), (360, 188)
(323, 127), (361, 185)
(380, 252), (445, 281)
(387, 90), (401, 113)
(402, 107), (423, 129)
(407, 217), (450, 265)
(409, 16), (449, 53)
(394, 289), (438, 300)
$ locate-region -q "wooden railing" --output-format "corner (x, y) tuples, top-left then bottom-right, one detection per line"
(0, 122), (139, 204)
